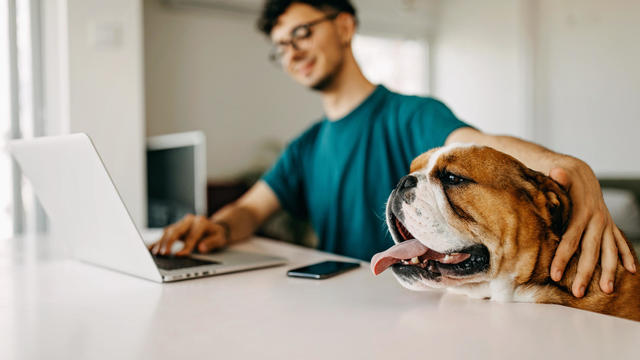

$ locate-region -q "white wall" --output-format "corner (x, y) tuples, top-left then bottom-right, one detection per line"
(432, 0), (640, 177)
(144, 0), (321, 180)
(535, 0), (640, 177)
(353, 0), (439, 37)
(431, 0), (533, 139)
(44, 0), (146, 226)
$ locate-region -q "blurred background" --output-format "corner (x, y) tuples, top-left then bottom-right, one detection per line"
(2, 0), (639, 253)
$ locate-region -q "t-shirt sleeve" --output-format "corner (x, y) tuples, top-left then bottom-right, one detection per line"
(261, 136), (308, 218)
(407, 98), (473, 155)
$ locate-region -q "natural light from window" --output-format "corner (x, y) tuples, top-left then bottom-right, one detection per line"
(352, 34), (429, 96)
(1, 2), (12, 239)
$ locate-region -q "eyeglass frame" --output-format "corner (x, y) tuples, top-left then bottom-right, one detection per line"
(268, 12), (340, 65)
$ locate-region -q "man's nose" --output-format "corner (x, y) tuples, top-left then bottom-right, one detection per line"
(396, 175), (418, 190)
(288, 46), (306, 62)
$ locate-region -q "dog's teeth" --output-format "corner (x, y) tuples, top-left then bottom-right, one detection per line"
(410, 257), (420, 264)
(443, 255), (452, 262)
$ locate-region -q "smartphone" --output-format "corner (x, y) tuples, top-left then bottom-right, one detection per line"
(287, 260), (360, 279)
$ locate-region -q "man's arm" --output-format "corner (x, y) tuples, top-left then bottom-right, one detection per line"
(150, 180), (281, 256)
(446, 127), (637, 297)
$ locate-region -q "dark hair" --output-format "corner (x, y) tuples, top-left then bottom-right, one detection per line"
(257, 0), (357, 36)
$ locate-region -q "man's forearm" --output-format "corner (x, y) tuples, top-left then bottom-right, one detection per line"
(210, 203), (261, 245)
(446, 127), (584, 175)
(208, 180), (281, 246)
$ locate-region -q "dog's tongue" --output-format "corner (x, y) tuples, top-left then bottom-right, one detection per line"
(371, 239), (432, 275)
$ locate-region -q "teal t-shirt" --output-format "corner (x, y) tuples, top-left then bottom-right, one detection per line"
(262, 85), (470, 261)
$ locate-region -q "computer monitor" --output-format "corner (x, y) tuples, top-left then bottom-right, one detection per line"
(146, 131), (206, 228)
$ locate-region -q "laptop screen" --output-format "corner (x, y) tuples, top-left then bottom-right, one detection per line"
(147, 145), (197, 227)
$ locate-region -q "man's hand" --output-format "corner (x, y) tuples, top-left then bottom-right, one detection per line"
(149, 214), (228, 256)
(549, 159), (637, 297)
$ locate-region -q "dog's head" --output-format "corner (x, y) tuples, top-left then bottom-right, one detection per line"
(372, 144), (571, 291)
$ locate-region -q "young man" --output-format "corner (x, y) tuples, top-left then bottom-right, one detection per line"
(150, 0), (635, 298)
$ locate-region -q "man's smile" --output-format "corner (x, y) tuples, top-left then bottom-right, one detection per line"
(295, 58), (316, 76)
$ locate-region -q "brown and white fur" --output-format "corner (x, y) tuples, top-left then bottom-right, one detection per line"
(375, 144), (640, 321)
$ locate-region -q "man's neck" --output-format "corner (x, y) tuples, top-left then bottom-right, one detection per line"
(321, 53), (376, 121)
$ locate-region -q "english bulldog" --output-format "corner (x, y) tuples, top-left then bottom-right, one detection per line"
(372, 144), (640, 321)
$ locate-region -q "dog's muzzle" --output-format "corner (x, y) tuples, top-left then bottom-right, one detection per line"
(371, 184), (490, 281)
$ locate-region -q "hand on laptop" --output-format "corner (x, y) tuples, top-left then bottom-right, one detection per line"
(149, 214), (229, 256)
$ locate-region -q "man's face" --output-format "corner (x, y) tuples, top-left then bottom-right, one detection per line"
(270, 3), (348, 91)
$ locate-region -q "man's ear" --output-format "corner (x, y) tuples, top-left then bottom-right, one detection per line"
(335, 13), (356, 45)
(523, 168), (572, 238)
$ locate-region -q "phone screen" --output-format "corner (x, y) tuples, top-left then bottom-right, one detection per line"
(287, 260), (360, 279)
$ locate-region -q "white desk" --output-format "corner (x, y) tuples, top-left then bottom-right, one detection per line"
(1, 236), (639, 360)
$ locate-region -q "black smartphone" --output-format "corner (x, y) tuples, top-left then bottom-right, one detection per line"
(287, 260), (360, 279)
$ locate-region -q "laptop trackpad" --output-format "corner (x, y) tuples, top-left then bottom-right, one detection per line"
(192, 250), (284, 265)
(152, 255), (220, 270)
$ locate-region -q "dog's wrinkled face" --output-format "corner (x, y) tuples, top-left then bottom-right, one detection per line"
(372, 144), (570, 292)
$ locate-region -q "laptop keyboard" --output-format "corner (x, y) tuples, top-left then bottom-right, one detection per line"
(152, 255), (220, 270)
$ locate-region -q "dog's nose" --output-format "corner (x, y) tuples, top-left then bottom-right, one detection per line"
(397, 175), (418, 190)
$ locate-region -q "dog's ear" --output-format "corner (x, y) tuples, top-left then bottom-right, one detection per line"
(410, 148), (439, 173)
(522, 168), (572, 239)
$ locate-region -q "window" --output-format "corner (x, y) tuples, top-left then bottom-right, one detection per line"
(1, 0), (16, 239)
(1, 0), (46, 241)
(352, 34), (429, 96)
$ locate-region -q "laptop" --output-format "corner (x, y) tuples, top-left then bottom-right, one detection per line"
(9, 133), (286, 282)
(146, 131), (207, 228)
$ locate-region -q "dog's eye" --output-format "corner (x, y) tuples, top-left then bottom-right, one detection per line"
(440, 171), (469, 186)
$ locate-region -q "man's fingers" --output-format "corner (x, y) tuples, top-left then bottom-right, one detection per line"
(551, 217), (585, 281)
(151, 226), (173, 255)
(149, 238), (163, 253)
(148, 239), (159, 252)
(548, 166), (575, 281)
(160, 215), (195, 255)
(198, 232), (226, 253)
(160, 228), (181, 255)
(176, 216), (209, 256)
(613, 226), (637, 273)
(571, 216), (604, 297)
(598, 226), (618, 294)
(549, 167), (572, 188)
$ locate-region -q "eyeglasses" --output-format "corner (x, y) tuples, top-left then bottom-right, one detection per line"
(269, 13), (339, 65)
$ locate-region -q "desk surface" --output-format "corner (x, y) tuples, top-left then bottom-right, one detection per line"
(1, 236), (639, 360)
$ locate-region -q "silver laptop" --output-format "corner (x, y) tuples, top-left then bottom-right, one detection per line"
(9, 133), (286, 282)
(146, 131), (207, 227)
